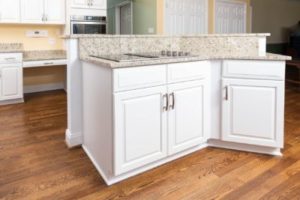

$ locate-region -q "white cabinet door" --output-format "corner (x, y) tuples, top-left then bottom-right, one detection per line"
(21, 0), (44, 23)
(168, 80), (209, 155)
(71, 0), (88, 8)
(0, 65), (23, 100)
(114, 86), (167, 175)
(90, 0), (106, 9)
(222, 79), (284, 148)
(0, 0), (20, 23)
(44, 0), (65, 24)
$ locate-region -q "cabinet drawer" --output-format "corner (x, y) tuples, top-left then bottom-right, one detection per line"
(167, 61), (210, 83)
(223, 60), (285, 80)
(113, 65), (167, 92)
(0, 53), (22, 64)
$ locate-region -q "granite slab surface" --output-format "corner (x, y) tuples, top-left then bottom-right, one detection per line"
(23, 50), (67, 61)
(0, 43), (23, 53)
(82, 53), (291, 69)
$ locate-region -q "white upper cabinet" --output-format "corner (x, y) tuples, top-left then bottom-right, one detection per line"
(168, 80), (209, 155)
(71, 0), (106, 9)
(222, 78), (284, 148)
(21, 0), (44, 23)
(0, 0), (20, 23)
(21, 0), (65, 24)
(44, 0), (65, 24)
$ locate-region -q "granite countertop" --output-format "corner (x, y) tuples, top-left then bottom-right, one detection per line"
(23, 50), (67, 62)
(81, 53), (292, 69)
(62, 33), (271, 39)
(0, 43), (23, 53)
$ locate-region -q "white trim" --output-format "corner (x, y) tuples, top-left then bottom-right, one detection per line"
(115, 1), (133, 34)
(83, 143), (208, 185)
(0, 98), (24, 106)
(65, 129), (83, 148)
(24, 82), (66, 94)
(208, 139), (282, 156)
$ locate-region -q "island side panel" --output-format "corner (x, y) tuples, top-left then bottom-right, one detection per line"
(81, 62), (114, 182)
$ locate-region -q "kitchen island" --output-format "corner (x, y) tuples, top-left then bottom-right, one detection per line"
(65, 34), (290, 185)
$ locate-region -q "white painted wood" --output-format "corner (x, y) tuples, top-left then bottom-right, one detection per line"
(215, 0), (247, 33)
(164, 0), (208, 35)
(167, 61), (210, 84)
(258, 37), (267, 57)
(82, 61), (113, 177)
(71, 0), (88, 8)
(90, 0), (106, 10)
(114, 86), (168, 175)
(208, 139), (282, 156)
(65, 39), (83, 147)
(21, 0), (44, 24)
(0, 64), (23, 100)
(113, 65), (167, 92)
(0, 53), (22, 64)
(23, 60), (67, 68)
(0, 0), (20, 23)
(223, 60), (285, 80)
(168, 80), (209, 155)
(44, 0), (65, 24)
(222, 78), (284, 148)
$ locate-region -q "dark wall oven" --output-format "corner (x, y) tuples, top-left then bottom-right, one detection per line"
(71, 16), (107, 34)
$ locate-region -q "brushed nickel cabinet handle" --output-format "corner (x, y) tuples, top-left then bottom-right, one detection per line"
(163, 93), (169, 111)
(5, 57), (16, 60)
(169, 92), (175, 110)
(225, 86), (229, 101)
(44, 62), (54, 65)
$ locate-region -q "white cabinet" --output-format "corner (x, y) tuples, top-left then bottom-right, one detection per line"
(21, 0), (65, 24)
(21, 0), (44, 23)
(44, 0), (65, 24)
(0, 64), (23, 101)
(222, 78), (284, 148)
(71, 0), (106, 9)
(0, 0), (20, 23)
(114, 86), (168, 175)
(168, 80), (209, 155)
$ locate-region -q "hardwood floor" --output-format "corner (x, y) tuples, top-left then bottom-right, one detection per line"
(0, 88), (300, 200)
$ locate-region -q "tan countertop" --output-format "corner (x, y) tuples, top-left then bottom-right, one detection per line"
(23, 50), (67, 62)
(0, 43), (23, 53)
(81, 53), (291, 69)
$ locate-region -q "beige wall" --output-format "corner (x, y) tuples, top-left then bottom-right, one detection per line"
(157, 0), (252, 34)
(252, 0), (300, 44)
(0, 24), (65, 88)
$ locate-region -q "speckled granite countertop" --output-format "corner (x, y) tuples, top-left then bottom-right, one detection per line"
(0, 43), (23, 53)
(81, 53), (291, 69)
(23, 50), (67, 61)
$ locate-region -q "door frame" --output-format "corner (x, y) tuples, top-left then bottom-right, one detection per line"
(163, 0), (209, 35)
(115, 0), (133, 34)
(214, 0), (248, 33)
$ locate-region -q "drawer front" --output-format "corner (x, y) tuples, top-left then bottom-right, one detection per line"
(113, 65), (167, 92)
(167, 61), (210, 84)
(0, 53), (22, 64)
(223, 60), (285, 80)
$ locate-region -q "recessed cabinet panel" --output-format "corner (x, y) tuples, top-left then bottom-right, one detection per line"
(91, 0), (106, 9)
(0, 0), (20, 23)
(1, 66), (22, 100)
(222, 79), (284, 148)
(168, 80), (209, 155)
(114, 86), (167, 175)
(21, 0), (44, 23)
(44, 0), (65, 24)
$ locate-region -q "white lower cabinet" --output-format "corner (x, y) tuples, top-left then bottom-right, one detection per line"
(0, 65), (23, 100)
(222, 78), (284, 148)
(114, 86), (168, 175)
(168, 80), (209, 155)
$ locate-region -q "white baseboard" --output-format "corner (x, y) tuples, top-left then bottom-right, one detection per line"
(0, 98), (24, 106)
(82, 143), (208, 185)
(208, 139), (282, 156)
(24, 82), (66, 94)
(65, 129), (83, 148)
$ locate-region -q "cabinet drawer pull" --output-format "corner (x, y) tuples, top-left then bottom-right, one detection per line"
(225, 86), (229, 101)
(5, 57), (16, 61)
(169, 92), (175, 110)
(163, 93), (169, 111)
(44, 62), (54, 65)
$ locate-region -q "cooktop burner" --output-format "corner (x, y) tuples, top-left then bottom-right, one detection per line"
(90, 51), (198, 62)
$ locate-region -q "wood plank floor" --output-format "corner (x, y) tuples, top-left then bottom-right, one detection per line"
(0, 88), (300, 200)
